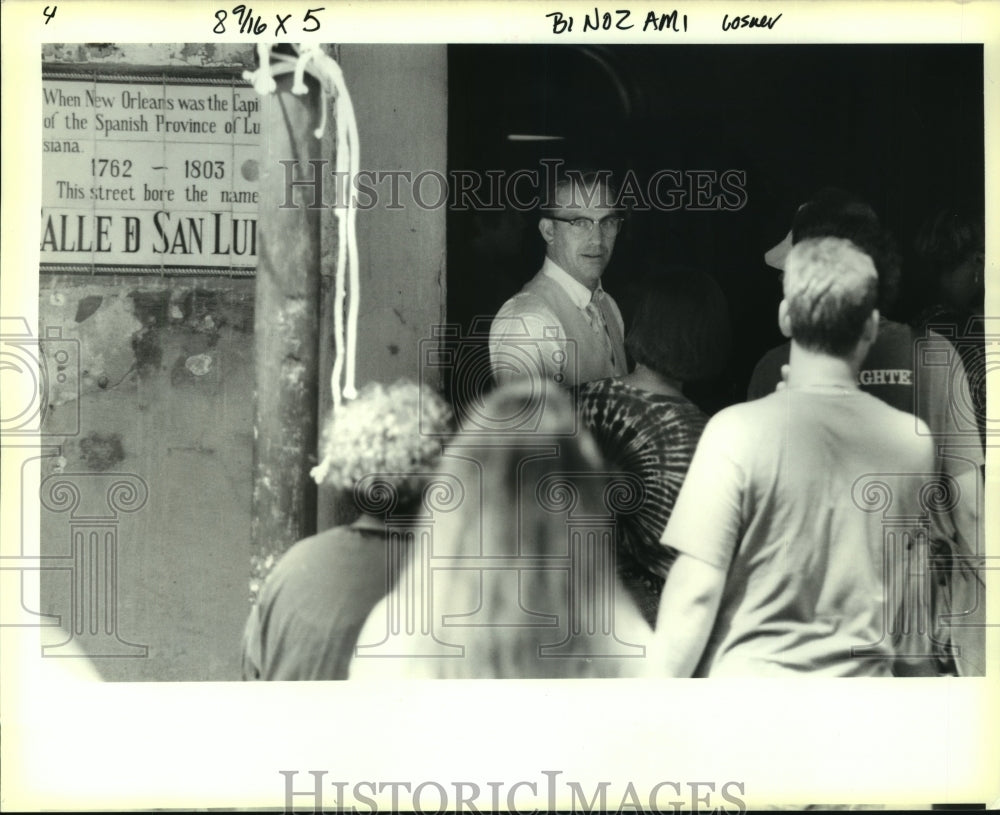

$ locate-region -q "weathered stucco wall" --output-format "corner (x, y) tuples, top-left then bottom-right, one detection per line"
(39, 43), (448, 680)
(39, 275), (255, 681)
(338, 44), (448, 386)
(40, 43), (260, 682)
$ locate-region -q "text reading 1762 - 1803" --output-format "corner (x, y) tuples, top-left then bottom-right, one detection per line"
(42, 79), (262, 271)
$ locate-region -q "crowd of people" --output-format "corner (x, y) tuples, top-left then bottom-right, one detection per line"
(242, 171), (986, 681)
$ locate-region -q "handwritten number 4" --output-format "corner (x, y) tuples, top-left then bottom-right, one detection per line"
(43, 5), (57, 23)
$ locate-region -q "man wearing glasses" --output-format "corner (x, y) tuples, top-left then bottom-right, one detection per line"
(489, 171), (628, 387)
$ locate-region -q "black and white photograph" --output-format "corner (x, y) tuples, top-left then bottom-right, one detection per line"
(2, 1), (997, 811)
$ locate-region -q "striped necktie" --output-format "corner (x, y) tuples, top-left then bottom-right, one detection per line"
(584, 292), (617, 368)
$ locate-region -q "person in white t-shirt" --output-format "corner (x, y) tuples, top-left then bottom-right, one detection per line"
(649, 237), (935, 677)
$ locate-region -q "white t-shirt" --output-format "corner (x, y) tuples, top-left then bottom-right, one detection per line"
(662, 387), (936, 677)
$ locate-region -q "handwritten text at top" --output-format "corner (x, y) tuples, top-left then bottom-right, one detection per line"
(213, 5), (324, 35)
(546, 9), (687, 34)
(544, 8), (783, 34)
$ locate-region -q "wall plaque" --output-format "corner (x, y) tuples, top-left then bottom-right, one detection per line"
(41, 72), (262, 276)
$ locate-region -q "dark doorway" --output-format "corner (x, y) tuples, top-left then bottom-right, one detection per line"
(446, 44), (984, 415)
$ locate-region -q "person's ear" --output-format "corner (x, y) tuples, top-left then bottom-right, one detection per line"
(862, 308), (879, 344)
(538, 217), (555, 244)
(778, 299), (792, 338)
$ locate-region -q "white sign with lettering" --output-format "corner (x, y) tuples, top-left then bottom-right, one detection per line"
(41, 77), (262, 274)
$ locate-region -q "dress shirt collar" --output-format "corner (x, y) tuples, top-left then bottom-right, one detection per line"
(541, 257), (604, 310)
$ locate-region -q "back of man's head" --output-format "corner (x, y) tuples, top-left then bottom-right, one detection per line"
(784, 237), (878, 357)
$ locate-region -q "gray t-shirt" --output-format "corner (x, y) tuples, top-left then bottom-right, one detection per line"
(662, 388), (936, 677)
(241, 519), (394, 680)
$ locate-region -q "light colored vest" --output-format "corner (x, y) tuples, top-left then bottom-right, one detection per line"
(520, 271), (627, 385)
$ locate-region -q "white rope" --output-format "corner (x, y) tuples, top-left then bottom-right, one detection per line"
(292, 46), (360, 405)
(329, 66), (349, 412)
(339, 68), (361, 401)
(242, 44), (277, 94)
(243, 45), (362, 484)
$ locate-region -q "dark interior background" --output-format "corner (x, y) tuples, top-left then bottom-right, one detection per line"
(446, 44), (984, 415)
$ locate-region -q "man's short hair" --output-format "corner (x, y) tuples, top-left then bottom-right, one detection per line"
(784, 237), (878, 356)
(540, 169), (619, 213)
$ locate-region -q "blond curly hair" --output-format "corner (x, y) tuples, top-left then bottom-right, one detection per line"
(311, 379), (453, 512)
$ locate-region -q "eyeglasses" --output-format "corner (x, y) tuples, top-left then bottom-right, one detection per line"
(547, 214), (625, 236)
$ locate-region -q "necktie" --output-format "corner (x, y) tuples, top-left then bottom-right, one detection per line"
(585, 293), (617, 369)
(584, 298), (604, 335)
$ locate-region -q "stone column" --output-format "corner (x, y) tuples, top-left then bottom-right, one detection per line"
(250, 52), (322, 598)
